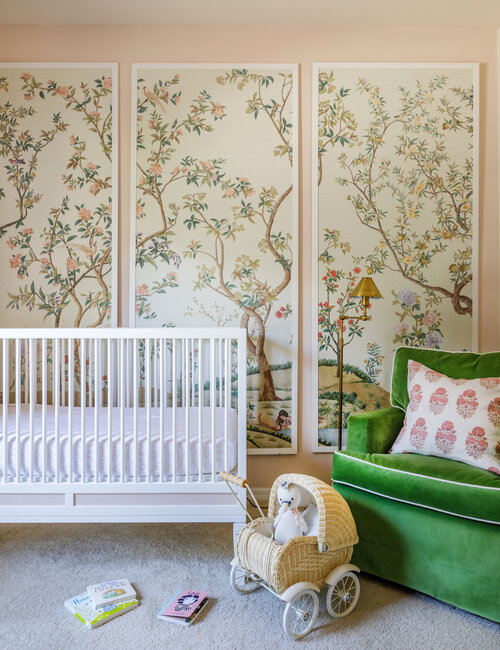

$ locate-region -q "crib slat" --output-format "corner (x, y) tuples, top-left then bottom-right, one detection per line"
(41, 339), (47, 483)
(61, 338), (65, 408)
(184, 338), (190, 482)
(153, 338), (158, 409)
(67, 338), (74, 483)
(94, 338), (100, 483)
(159, 338), (165, 483)
(15, 339), (21, 482)
(145, 337), (151, 483)
(219, 338), (223, 407)
(172, 339), (177, 482)
(80, 338), (86, 483)
(210, 338), (216, 482)
(107, 338), (112, 484)
(198, 338), (203, 483)
(120, 338), (125, 483)
(224, 338), (230, 472)
(3, 339), (9, 484)
(28, 338), (35, 484)
(54, 339), (60, 483)
(133, 339), (138, 483)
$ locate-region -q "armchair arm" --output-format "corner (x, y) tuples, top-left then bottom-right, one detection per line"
(346, 406), (405, 454)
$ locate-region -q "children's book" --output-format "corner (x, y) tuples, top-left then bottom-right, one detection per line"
(158, 590), (208, 618)
(65, 591), (139, 629)
(86, 579), (136, 608)
(157, 591), (208, 627)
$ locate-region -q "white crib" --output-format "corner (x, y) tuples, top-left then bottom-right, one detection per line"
(0, 328), (247, 533)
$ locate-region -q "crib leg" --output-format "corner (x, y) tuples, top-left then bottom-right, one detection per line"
(233, 522), (245, 555)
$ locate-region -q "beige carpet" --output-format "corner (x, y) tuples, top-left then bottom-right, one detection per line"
(0, 522), (498, 650)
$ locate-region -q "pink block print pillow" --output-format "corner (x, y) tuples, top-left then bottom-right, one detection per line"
(391, 360), (500, 474)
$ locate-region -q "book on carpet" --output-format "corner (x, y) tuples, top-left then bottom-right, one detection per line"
(86, 579), (136, 607)
(157, 590), (209, 626)
(64, 591), (139, 629)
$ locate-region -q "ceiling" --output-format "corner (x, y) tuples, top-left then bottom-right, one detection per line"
(2, 0), (500, 29)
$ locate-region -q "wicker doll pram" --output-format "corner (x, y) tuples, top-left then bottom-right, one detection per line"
(221, 472), (360, 640)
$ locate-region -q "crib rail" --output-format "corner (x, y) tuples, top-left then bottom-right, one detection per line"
(0, 328), (246, 491)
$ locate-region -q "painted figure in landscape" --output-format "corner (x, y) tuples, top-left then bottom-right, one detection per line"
(133, 66), (297, 451)
(316, 65), (475, 447)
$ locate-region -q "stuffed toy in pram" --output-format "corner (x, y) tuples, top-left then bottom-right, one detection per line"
(274, 481), (319, 545)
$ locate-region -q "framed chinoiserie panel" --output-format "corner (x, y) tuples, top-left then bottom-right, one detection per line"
(0, 63), (118, 328)
(312, 63), (478, 451)
(130, 64), (298, 454)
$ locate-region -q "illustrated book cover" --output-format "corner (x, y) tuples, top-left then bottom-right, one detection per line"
(64, 591), (139, 629)
(86, 579), (136, 608)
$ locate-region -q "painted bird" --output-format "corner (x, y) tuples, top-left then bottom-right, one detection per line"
(142, 86), (167, 113)
(9, 158), (25, 165)
(72, 242), (97, 257)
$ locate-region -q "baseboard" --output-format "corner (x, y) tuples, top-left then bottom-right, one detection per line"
(250, 487), (271, 505)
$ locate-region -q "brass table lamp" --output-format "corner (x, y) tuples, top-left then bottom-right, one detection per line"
(338, 276), (382, 450)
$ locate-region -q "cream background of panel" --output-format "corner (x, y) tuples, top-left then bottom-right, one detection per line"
(0, 25), (497, 487)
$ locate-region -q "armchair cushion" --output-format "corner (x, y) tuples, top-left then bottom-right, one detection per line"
(332, 450), (500, 524)
(347, 406), (405, 454)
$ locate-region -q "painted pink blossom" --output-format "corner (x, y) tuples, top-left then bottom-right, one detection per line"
(102, 77), (112, 89)
(211, 102), (224, 117)
(21, 72), (32, 80)
(79, 208), (91, 221)
(66, 257), (77, 270)
(225, 188), (236, 197)
(6, 238), (15, 250)
(422, 312), (439, 327)
(90, 111), (100, 118)
(136, 204), (143, 217)
(86, 162), (97, 171)
(40, 257), (49, 264)
(24, 94), (34, 101)
(70, 135), (76, 144)
(149, 164), (162, 176)
(107, 203), (112, 216)
(89, 183), (99, 195)
(9, 254), (22, 268)
(136, 284), (150, 296)
(94, 227), (103, 235)
(57, 86), (70, 97)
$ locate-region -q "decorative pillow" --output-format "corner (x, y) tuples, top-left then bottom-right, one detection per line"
(391, 360), (500, 474)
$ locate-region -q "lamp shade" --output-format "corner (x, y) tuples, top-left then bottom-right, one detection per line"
(350, 276), (383, 299)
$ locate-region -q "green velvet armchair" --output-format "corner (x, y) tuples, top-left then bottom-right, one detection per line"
(332, 346), (500, 623)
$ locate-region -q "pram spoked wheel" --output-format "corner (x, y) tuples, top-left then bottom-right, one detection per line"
(326, 571), (360, 618)
(283, 589), (319, 640)
(230, 564), (260, 594)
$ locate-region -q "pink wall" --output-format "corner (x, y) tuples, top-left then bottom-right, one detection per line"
(0, 25), (497, 486)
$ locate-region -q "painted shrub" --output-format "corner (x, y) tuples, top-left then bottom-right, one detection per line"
(315, 65), (475, 448)
(132, 65), (297, 452)
(0, 65), (116, 328)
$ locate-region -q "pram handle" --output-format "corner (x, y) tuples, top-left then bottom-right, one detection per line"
(219, 471), (248, 488)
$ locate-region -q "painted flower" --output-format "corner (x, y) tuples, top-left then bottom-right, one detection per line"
(136, 284), (150, 296)
(90, 111), (100, 118)
(394, 322), (408, 335)
(136, 204), (143, 217)
(424, 331), (442, 348)
(456, 389), (479, 419)
(435, 421), (457, 455)
(353, 266), (361, 274)
(86, 162), (97, 171)
(107, 203), (112, 216)
(79, 208), (91, 221)
(57, 86), (70, 97)
(422, 313), (439, 327)
(94, 226), (103, 235)
(397, 287), (417, 307)
(66, 257), (77, 270)
(102, 77), (112, 89)
(224, 188), (236, 197)
(211, 102), (224, 117)
(40, 257), (49, 264)
(21, 72), (32, 80)
(6, 238), (15, 250)
(465, 427), (488, 460)
(24, 93), (33, 101)
(70, 136), (76, 144)
(9, 254), (22, 268)
(22, 228), (33, 235)
(149, 164), (162, 176)
(89, 183), (100, 195)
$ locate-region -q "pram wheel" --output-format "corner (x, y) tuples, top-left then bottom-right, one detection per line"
(230, 564), (260, 594)
(283, 589), (319, 639)
(326, 571), (360, 618)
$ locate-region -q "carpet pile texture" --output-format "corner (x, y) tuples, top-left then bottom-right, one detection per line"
(0, 522), (498, 649)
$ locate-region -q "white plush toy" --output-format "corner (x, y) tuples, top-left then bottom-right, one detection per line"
(273, 481), (309, 545)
